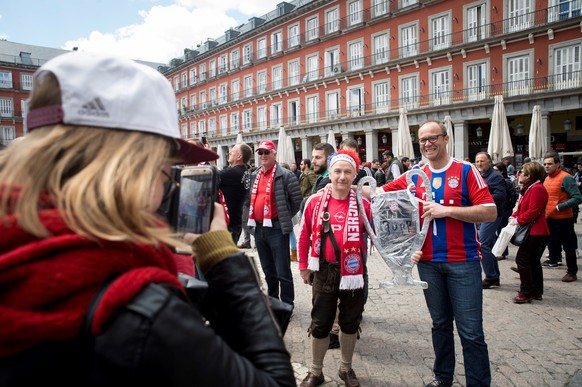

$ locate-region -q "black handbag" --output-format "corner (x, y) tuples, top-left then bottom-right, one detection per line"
(510, 222), (533, 246)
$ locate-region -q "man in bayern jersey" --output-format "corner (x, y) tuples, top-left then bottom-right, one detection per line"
(381, 120), (496, 387)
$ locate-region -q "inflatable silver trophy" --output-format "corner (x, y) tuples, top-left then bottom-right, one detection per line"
(356, 169), (432, 289)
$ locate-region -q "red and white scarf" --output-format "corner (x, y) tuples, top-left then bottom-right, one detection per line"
(247, 163), (277, 227)
(308, 185), (364, 290)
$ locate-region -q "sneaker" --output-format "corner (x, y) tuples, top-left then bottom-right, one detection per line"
(562, 273), (577, 282)
(513, 291), (532, 304)
(424, 380), (453, 387)
(497, 255), (507, 261)
(482, 279), (500, 289)
(541, 260), (559, 268)
(328, 333), (340, 349)
(532, 294), (543, 301)
(338, 368), (360, 387)
(510, 266), (519, 273)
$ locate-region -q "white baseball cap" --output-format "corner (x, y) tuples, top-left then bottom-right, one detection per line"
(26, 51), (218, 164)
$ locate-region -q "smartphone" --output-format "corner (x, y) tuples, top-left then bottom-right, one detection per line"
(201, 136), (207, 145)
(175, 165), (218, 234)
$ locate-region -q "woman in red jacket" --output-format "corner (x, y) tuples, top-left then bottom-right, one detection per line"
(510, 162), (550, 303)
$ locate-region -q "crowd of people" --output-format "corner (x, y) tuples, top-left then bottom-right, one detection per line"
(1, 51), (579, 387)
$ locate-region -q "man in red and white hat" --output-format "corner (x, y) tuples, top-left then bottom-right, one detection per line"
(247, 140), (302, 306)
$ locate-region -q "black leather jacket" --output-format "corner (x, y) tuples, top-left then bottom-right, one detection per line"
(0, 253), (295, 387)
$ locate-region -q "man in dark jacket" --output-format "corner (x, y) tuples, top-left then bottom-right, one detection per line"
(248, 140), (303, 306)
(219, 143), (252, 244)
(475, 152), (507, 289)
(311, 142), (336, 193)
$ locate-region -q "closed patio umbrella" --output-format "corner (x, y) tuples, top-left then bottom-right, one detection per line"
(395, 108), (415, 160)
(327, 129), (337, 151)
(487, 95), (514, 163)
(528, 105), (545, 162)
(235, 132), (244, 144)
(444, 115), (455, 157)
(276, 126), (295, 166)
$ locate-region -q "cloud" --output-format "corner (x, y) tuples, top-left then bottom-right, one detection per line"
(62, 1), (280, 63)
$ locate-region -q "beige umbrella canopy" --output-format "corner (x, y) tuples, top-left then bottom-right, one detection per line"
(327, 129), (337, 151)
(487, 95), (514, 163)
(395, 108), (415, 159)
(276, 126), (295, 166)
(235, 132), (244, 144)
(528, 105), (545, 162)
(444, 115), (455, 157)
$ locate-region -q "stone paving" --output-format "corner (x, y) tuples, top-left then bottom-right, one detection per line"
(243, 223), (582, 386)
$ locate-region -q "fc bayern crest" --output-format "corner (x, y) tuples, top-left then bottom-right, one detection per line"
(344, 253), (361, 274)
(388, 201), (398, 212)
(314, 237), (321, 256)
(447, 176), (460, 189)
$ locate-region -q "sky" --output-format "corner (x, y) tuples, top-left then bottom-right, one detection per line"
(0, 0), (282, 64)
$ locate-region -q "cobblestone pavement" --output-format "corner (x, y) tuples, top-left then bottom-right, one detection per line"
(243, 224), (582, 387)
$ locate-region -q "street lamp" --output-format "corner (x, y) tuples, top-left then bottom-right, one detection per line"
(564, 119), (572, 131)
(476, 126), (483, 138)
(357, 136), (362, 146)
(382, 134), (388, 144)
(410, 131), (416, 142)
(516, 123), (524, 135)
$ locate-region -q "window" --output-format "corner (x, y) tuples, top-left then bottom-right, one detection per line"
(0, 98), (14, 117)
(209, 59), (216, 78)
(220, 115), (228, 135)
(549, 0), (582, 22)
(230, 50), (240, 69)
(190, 121), (197, 137)
(401, 0), (417, 7)
(272, 65), (283, 90)
(257, 106), (267, 129)
(0, 71), (13, 89)
(199, 63), (207, 81)
(288, 24), (300, 48)
(1, 126), (15, 145)
(208, 117), (216, 136)
(348, 1), (363, 26)
(373, 33), (389, 64)
(173, 76), (179, 91)
(288, 99), (300, 126)
(431, 14), (450, 51)
(306, 16), (319, 41)
(21, 73), (33, 90)
(270, 103), (282, 127)
(180, 96), (188, 113)
(231, 79), (240, 101)
(466, 3), (488, 42)
(200, 91), (207, 109)
(219, 83), (228, 104)
(219, 55), (228, 74)
(430, 69), (451, 106)
(209, 87), (217, 106)
(306, 55), (319, 81)
(199, 120), (206, 136)
(306, 95), (319, 123)
(244, 75), (253, 97)
(373, 0), (389, 17)
(401, 24), (418, 58)
(181, 72), (187, 88)
(507, 54), (531, 96)
(508, 0), (532, 33)
(243, 109), (253, 131)
(348, 41), (363, 70)
(553, 43), (581, 90)
(189, 68), (198, 85)
(466, 62), (488, 101)
(257, 38), (267, 59)
(373, 81), (390, 113)
(257, 70), (267, 94)
(326, 91), (340, 119)
(231, 112), (239, 133)
(181, 124), (188, 138)
(271, 31), (283, 55)
(190, 93), (197, 109)
(289, 60), (301, 86)
(400, 75), (419, 109)
(243, 44), (253, 65)
(326, 8), (339, 34)
(324, 48), (340, 77)
(347, 87), (364, 117)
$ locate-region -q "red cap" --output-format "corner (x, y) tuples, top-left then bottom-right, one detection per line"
(256, 140), (276, 151)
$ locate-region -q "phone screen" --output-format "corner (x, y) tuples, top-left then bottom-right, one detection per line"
(176, 167), (216, 234)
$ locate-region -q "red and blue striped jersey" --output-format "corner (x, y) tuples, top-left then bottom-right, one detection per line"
(382, 158), (494, 262)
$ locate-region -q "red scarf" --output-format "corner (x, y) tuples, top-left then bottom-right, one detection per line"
(308, 185), (364, 290)
(247, 163), (277, 227)
(0, 205), (182, 356)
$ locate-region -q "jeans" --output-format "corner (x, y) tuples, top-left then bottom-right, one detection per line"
(289, 230), (297, 251)
(547, 217), (578, 275)
(479, 216), (502, 281)
(418, 261), (491, 386)
(240, 203), (251, 244)
(255, 220), (295, 305)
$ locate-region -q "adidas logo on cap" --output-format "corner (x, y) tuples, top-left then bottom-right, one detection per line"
(78, 97), (110, 118)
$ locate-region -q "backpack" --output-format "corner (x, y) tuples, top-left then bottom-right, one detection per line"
(505, 178), (518, 212)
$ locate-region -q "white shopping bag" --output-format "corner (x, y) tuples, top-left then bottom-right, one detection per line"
(492, 223), (517, 257)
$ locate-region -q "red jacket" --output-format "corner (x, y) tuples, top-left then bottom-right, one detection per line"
(512, 181), (550, 236)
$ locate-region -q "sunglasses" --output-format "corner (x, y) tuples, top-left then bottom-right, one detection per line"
(161, 170), (180, 203)
(257, 150), (271, 155)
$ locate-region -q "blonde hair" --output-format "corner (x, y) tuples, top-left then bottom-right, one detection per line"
(0, 125), (185, 248)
